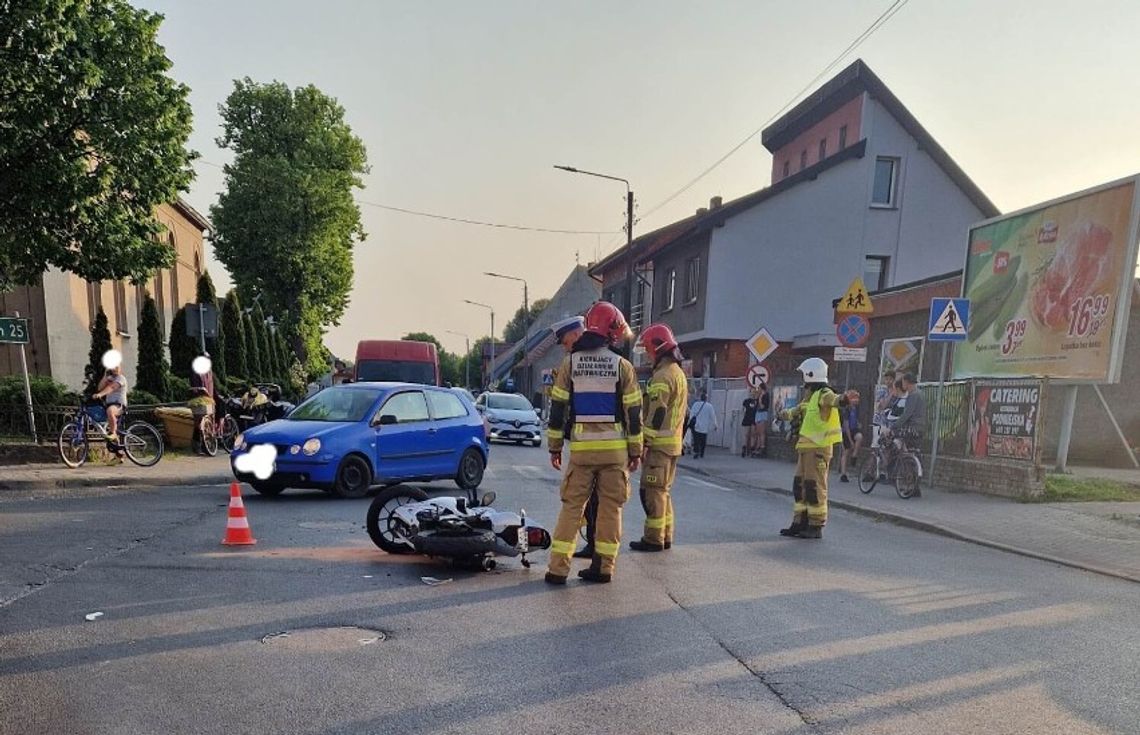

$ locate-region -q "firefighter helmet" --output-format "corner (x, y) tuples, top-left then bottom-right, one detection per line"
(584, 301), (632, 344)
(796, 357), (830, 384)
(638, 323), (679, 362)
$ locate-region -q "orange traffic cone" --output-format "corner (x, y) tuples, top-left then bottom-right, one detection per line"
(222, 482), (257, 546)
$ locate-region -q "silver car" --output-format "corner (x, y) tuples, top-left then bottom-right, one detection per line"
(474, 392), (542, 447)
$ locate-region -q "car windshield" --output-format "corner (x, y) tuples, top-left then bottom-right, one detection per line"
(356, 359), (435, 385)
(288, 387), (380, 422)
(488, 394), (533, 411)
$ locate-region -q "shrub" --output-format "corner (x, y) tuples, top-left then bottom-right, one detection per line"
(166, 375), (191, 402)
(0, 375), (70, 405)
(127, 389), (164, 406)
(137, 295), (170, 398)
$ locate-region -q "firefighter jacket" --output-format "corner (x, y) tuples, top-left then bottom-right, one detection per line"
(783, 386), (842, 450)
(547, 345), (643, 465)
(643, 358), (688, 457)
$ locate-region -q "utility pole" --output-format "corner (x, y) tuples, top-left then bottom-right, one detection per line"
(485, 272), (530, 395)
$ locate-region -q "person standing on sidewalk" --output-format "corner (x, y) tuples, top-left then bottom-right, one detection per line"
(753, 383), (770, 457)
(551, 315), (598, 560)
(545, 302), (643, 585)
(778, 358), (853, 539)
(688, 392), (717, 459)
(630, 323), (688, 553)
(741, 390), (759, 457)
(839, 390), (863, 482)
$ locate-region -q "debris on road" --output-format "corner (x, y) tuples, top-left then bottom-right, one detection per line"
(259, 631), (290, 643)
(420, 576), (452, 586)
(84, 612), (103, 621)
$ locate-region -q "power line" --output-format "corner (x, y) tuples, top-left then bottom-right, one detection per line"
(639, 0), (911, 223)
(195, 158), (618, 236)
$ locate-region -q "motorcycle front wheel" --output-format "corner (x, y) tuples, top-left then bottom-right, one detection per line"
(366, 486), (429, 554)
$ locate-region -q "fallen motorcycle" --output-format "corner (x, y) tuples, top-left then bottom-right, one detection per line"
(365, 487), (551, 571)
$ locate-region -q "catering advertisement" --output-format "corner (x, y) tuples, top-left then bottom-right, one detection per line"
(968, 379), (1043, 461)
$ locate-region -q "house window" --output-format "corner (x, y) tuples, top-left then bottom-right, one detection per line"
(193, 251), (201, 277)
(799, 150), (807, 171)
(782, 161), (790, 179)
(684, 257), (700, 305)
(818, 138), (827, 161)
(86, 282), (103, 326)
(863, 256), (889, 292)
(839, 125), (848, 149)
(872, 157), (899, 207)
(662, 268), (676, 312)
(113, 282), (129, 336)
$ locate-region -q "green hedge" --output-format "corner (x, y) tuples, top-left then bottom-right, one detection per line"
(0, 375), (71, 405)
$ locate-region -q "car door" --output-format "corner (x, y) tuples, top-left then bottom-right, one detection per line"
(426, 389), (475, 476)
(371, 390), (436, 481)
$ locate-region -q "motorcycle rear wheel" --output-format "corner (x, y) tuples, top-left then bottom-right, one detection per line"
(366, 486), (429, 554)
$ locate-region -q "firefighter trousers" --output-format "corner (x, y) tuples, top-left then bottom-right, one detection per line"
(639, 450), (678, 546)
(548, 464), (631, 578)
(791, 447), (832, 528)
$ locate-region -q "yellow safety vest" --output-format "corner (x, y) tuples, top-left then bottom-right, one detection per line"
(796, 388), (842, 449)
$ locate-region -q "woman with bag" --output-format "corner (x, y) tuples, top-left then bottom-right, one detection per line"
(687, 392), (717, 459)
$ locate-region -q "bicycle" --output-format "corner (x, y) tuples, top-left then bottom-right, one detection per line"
(58, 401), (165, 468)
(857, 432), (922, 499)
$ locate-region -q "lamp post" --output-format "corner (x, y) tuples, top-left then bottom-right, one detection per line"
(445, 330), (471, 389)
(463, 299), (495, 390)
(485, 271), (529, 395)
(554, 165), (635, 355)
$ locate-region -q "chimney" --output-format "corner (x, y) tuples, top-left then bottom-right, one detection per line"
(710, 196), (723, 209)
(696, 207), (709, 216)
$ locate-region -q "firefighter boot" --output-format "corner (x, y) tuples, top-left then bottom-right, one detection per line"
(799, 526), (823, 539)
(544, 572), (567, 585)
(577, 557), (612, 584)
(780, 476), (808, 536)
(629, 540), (665, 552)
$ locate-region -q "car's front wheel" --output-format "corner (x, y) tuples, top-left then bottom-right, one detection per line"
(530, 439), (542, 448)
(332, 454), (373, 498)
(454, 447), (485, 490)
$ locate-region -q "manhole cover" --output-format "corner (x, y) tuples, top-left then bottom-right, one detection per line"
(297, 521), (357, 530)
(259, 626), (386, 650)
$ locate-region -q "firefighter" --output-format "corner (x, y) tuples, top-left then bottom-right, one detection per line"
(545, 302), (643, 585)
(550, 316), (599, 559)
(630, 323), (688, 552)
(777, 357), (853, 539)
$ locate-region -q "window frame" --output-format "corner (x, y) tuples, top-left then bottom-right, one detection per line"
(839, 125), (848, 149)
(86, 281), (103, 326)
(871, 156), (900, 208)
(799, 150), (808, 171)
(376, 390), (431, 425)
(782, 160), (790, 179)
(661, 267), (676, 313)
(818, 138), (827, 162)
(863, 255), (890, 292)
(113, 282), (130, 337)
(426, 389), (468, 420)
(683, 256), (700, 306)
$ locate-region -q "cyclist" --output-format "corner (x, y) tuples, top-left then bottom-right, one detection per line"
(881, 373), (925, 483)
(91, 364), (128, 460)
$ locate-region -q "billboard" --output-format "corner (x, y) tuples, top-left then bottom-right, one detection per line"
(953, 176), (1140, 383)
(968, 379), (1043, 462)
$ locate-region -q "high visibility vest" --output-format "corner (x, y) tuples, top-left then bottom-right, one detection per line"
(569, 350), (620, 422)
(796, 388), (842, 449)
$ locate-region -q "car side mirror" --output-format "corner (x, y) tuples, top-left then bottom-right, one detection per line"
(475, 404), (485, 412)
(374, 414), (398, 426)
(480, 491), (496, 507)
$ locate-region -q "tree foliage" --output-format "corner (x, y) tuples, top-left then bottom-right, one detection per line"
(84, 309), (113, 395)
(210, 78), (368, 377)
(136, 295), (169, 399)
(252, 303), (273, 382)
(243, 313), (263, 381)
(221, 291), (247, 380)
(502, 298), (551, 344)
(168, 306), (197, 382)
(195, 272), (225, 379)
(0, 0), (196, 291)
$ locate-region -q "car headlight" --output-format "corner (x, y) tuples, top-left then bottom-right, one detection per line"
(302, 438), (321, 456)
(486, 413), (500, 424)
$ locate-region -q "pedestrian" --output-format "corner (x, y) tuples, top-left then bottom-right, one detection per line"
(872, 369), (896, 448)
(882, 373), (925, 492)
(545, 302), (642, 585)
(188, 353), (217, 456)
(688, 392), (717, 459)
(91, 363), (128, 461)
(551, 315), (598, 560)
(839, 390), (863, 482)
(741, 389), (758, 457)
(630, 323), (688, 553)
(754, 382), (770, 457)
(777, 358), (854, 539)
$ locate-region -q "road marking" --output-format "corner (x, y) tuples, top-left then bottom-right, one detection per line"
(684, 476), (735, 492)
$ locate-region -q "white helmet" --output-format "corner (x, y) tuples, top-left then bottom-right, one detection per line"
(796, 357), (829, 384)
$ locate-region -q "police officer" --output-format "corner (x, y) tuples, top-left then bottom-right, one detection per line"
(630, 323), (687, 552)
(777, 357), (853, 539)
(545, 302), (643, 584)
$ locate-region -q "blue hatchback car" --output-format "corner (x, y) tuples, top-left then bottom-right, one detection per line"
(231, 382), (489, 498)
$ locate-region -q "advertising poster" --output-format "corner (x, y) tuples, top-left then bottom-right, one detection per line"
(968, 379), (1043, 461)
(954, 177), (1140, 382)
(770, 384), (800, 437)
(879, 337), (924, 380)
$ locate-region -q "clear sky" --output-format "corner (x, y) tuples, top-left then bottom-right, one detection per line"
(141, 0), (1140, 358)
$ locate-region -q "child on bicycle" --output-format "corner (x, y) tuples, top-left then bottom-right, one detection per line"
(91, 365), (128, 460)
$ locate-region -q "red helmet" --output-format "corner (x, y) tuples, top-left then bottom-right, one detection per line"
(584, 301), (631, 344)
(638, 323), (678, 362)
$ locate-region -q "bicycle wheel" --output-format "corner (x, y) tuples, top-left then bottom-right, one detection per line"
(895, 454), (921, 499)
(199, 415), (218, 457)
(122, 422), (164, 467)
(857, 452), (879, 494)
(220, 415), (240, 452)
(58, 421), (88, 468)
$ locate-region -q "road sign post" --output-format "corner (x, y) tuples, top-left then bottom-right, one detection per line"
(926, 298), (971, 479)
(1, 314), (36, 442)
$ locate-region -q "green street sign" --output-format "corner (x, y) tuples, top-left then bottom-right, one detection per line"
(0, 317), (30, 344)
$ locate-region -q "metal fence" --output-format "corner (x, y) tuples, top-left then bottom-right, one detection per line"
(0, 403), (185, 444)
(918, 380), (972, 457)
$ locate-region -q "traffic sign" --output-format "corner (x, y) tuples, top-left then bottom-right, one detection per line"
(834, 347), (867, 362)
(836, 314), (870, 348)
(0, 317), (29, 344)
(746, 326), (778, 364)
(837, 277), (873, 314)
(928, 298), (970, 342)
(747, 364), (770, 388)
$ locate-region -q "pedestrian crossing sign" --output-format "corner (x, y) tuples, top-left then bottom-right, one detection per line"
(928, 298), (970, 342)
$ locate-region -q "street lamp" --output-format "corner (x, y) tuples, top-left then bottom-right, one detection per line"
(463, 299), (495, 390)
(485, 271), (529, 395)
(445, 330), (471, 389)
(555, 165), (635, 355)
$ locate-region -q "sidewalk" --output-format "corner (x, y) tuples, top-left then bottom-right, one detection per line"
(0, 453), (233, 493)
(678, 449), (1140, 584)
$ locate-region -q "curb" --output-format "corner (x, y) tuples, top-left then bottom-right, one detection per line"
(0, 472), (233, 493)
(678, 463), (1140, 586)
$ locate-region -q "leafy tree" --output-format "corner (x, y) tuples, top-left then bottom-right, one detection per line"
(83, 309), (114, 394)
(195, 272), (225, 379)
(210, 78), (368, 376)
(244, 313), (263, 381)
(168, 306), (197, 382)
(252, 303), (273, 383)
(221, 291), (247, 380)
(502, 298), (551, 344)
(136, 296), (169, 399)
(0, 0), (196, 291)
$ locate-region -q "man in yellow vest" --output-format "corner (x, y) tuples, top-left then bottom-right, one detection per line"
(630, 323), (688, 552)
(777, 357), (854, 539)
(545, 302), (643, 585)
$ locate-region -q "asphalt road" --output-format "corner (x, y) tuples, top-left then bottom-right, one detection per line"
(2, 443), (1139, 734)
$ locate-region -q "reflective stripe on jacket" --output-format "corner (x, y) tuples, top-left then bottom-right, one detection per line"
(547, 347), (643, 464)
(643, 359), (688, 456)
